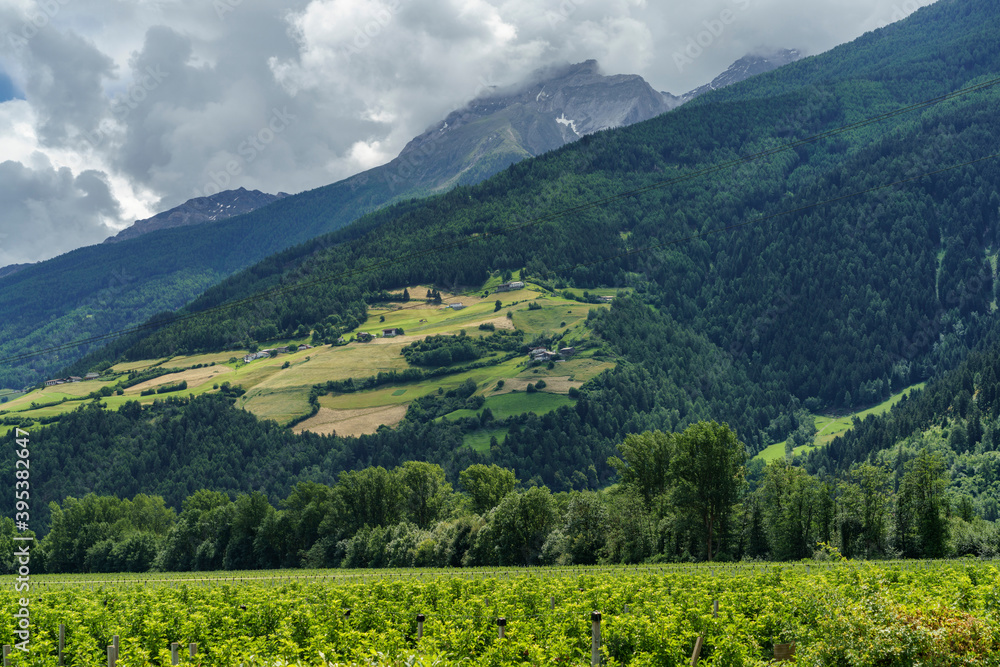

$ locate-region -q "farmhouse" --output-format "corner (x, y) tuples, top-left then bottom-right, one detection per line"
(448, 303), (466, 310)
(382, 328), (402, 337)
(495, 281), (525, 292)
(598, 295), (615, 303)
(559, 347), (576, 357)
(356, 332), (374, 342)
(530, 347), (559, 362)
(84, 372), (100, 380)
(45, 379), (61, 387)
(68, 376), (82, 382)
(242, 350), (272, 363)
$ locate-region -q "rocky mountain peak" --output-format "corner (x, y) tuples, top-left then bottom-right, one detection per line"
(104, 187), (288, 244)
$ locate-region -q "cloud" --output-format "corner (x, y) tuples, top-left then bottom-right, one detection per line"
(0, 159), (120, 268)
(0, 0), (937, 265)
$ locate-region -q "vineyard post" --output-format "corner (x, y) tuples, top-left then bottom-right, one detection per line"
(416, 614), (425, 640)
(591, 611), (602, 666)
(550, 596), (555, 611)
(497, 617), (506, 639)
(113, 635), (119, 659)
(690, 637), (704, 666)
(2, 644), (9, 667)
(58, 624), (65, 665)
(190, 642), (198, 657)
(171, 642), (180, 665)
(107, 645), (116, 667)
(690, 601), (718, 665)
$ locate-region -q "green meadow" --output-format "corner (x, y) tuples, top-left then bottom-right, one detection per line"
(755, 383), (926, 462)
(441, 391), (575, 422)
(2, 282), (618, 436)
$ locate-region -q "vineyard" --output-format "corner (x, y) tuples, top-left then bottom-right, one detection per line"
(2, 561), (1000, 666)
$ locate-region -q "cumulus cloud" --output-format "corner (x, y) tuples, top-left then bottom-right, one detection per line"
(0, 159), (120, 267)
(0, 0), (936, 265)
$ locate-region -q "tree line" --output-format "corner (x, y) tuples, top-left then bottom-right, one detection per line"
(3, 418), (996, 575)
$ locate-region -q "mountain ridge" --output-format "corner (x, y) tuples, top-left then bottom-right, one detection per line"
(104, 187), (289, 244)
(0, 54), (793, 389)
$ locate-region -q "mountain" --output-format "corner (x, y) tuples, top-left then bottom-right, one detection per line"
(360, 53), (802, 195)
(0, 263), (31, 280)
(104, 188), (288, 244)
(0, 59), (757, 390)
(66, 0), (1000, 466)
(6, 0), (1000, 569)
(364, 59), (677, 194)
(678, 48), (802, 102)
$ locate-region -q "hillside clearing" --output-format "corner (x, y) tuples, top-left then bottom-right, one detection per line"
(756, 383), (926, 462)
(294, 404), (410, 437)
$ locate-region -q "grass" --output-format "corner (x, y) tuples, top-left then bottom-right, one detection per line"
(360, 286), (550, 339)
(463, 427), (509, 453)
(109, 358), (171, 373)
(241, 386), (315, 425)
(511, 299), (607, 337)
(317, 357), (527, 411)
(755, 383), (926, 462)
(516, 357), (614, 383)
(441, 391), (575, 422)
(0, 379), (120, 415)
(3, 283), (619, 430)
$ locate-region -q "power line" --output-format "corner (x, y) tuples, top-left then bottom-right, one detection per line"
(3, 75), (999, 367)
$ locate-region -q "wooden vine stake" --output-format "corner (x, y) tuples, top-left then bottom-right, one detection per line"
(690, 600), (718, 665)
(690, 637), (704, 666)
(58, 624), (65, 665)
(2, 645), (11, 667)
(497, 617), (506, 639)
(170, 642), (180, 665)
(591, 611), (602, 666)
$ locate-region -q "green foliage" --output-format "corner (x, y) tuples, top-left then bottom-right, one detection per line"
(459, 464), (516, 515)
(897, 449), (950, 558)
(608, 431), (673, 508)
(473, 486), (558, 565)
(401, 330), (523, 367)
(3, 562), (998, 665)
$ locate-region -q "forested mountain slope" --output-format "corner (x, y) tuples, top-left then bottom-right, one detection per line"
(0, 62), (684, 391)
(805, 342), (1000, 522)
(89, 0), (1000, 443)
(4, 0), (999, 531)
